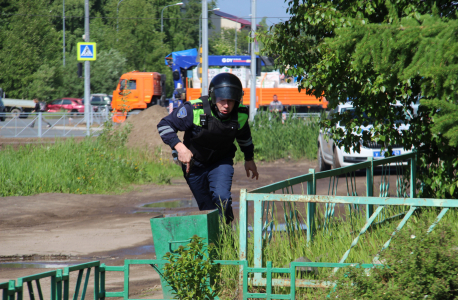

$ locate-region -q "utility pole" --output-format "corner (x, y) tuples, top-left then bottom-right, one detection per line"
(63, 0), (65, 66)
(84, 0), (90, 136)
(249, 0), (256, 122)
(201, 0), (209, 96)
(235, 24), (237, 55)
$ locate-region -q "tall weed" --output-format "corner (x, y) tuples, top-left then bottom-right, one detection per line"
(215, 207), (458, 299)
(331, 209), (458, 299)
(235, 110), (320, 162)
(0, 127), (181, 196)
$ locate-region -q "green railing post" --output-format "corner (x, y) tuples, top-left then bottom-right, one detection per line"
(94, 266), (100, 300)
(99, 265), (106, 300)
(123, 264), (129, 300)
(8, 280), (15, 300)
(410, 150), (417, 199)
(16, 279), (22, 300)
(56, 270), (62, 300)
(307, 168), (316, 242)
(51, 273), (57, 300)
(366, 157), (374, 220)
(62, 268), (69, 300)
(238, 189), (248, 300)
(253, 198), (263, 281)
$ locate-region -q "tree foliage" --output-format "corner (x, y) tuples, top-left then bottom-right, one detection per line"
(259, 0), (458, 198)
(332, 221), (458, 299)
(209, 28), (250, 55)
(0, 0), (61, 99)
(0, 0), (212, 100)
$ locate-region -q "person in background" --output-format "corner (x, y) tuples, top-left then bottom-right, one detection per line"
(169, 83), (185, 114)
(29, 98), (52, 128)
(269, 94), (283, 113)
(157, 73), (259, 223)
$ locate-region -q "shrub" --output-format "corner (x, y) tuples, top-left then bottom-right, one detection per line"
(162, 235), (220, 300)
(235, 110), (320, 162)
(331, 222), (458, 300)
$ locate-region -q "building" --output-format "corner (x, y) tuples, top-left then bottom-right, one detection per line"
(209, 10), (252, 36)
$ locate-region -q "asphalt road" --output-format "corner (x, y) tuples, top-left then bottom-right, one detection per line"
(0, 115), (105, 138)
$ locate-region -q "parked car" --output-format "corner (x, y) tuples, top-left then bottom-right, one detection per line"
(0, 97), (5, 121)
(90, 94), (112, 112)
(317, 102), (412, 171)
(47, 98), (84, 115)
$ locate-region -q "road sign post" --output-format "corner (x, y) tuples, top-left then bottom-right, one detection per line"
(77, 35), (96, 136)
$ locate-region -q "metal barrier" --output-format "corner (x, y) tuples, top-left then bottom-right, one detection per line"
(0, 259), (381, 300)
(101, 259), (172, 300)
(284, 112), (321, 119)
(1, 261), (101, 300)
(237, 151), (458, 298)
(0, 112), (110, 138)
(0, 260), (177, 300)
(3, 152), (458, 300)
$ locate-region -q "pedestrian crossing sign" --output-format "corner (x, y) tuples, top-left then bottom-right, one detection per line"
(77, 42), (96, 61)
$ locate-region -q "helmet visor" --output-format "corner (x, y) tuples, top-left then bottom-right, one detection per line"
(213, 86), (243, 102)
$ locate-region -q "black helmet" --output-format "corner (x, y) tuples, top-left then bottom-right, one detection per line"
(209, 73), (243, 105)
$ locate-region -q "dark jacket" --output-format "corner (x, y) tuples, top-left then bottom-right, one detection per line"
(157, 98), (254, 165)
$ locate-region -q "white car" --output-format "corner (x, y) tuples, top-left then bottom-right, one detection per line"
(317, 102), (412, 171)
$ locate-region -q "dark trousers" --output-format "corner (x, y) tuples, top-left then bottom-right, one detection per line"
(30, 112), (51, 127)
(182, 157), (234, 221)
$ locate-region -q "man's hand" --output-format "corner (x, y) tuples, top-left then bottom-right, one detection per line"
(174, 142), (193, 174)
(245, 160), (259, 180)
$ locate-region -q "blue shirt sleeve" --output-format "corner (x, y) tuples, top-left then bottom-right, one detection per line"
(157, 102), (194, 149)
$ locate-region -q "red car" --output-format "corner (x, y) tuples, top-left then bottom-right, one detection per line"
(47, 98), (84, 114)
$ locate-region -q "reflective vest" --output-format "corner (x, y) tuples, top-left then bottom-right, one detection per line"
(187, 97), (248, 165)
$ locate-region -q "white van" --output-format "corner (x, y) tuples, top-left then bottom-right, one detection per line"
(317, 102), (412, 171)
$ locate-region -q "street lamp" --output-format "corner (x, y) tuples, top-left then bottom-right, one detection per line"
(199, 8), (220, 47)
(161, 2), (183, 40)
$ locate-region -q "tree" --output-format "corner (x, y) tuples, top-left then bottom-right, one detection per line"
(209, 28), (250, 55)
(259, 0), (458, 198)
(0, 0), (61, 99)
(90, 49), (128, 95)
(160, 0), (214, 51)
(27, 64), (62, 101)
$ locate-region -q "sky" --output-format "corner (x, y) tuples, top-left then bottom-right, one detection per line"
(215, 0), (291, 26)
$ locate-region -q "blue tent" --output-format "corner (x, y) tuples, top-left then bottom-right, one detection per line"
(165, 48), (198, 70)
(165, 48), (267, 90)
(165, 48), (266, 69)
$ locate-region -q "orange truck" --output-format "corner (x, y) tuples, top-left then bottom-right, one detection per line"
(166, 49), (327, 112)
(186, 87), (327, 111)
(111, 71), (166, 122)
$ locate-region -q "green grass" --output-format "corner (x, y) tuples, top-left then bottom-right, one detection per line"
(0, 133), (182, 197)
(0, 111), (319, 197)
(235, 111), (320, 162)
(215, 206), (458, 299)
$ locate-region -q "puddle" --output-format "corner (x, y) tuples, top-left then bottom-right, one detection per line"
(142, 198), (198, 209)
(116, 245), (155, 256)
(91, 244), (156, 258)
(0, 262), (74, 269)
(0, 254), (72, 262)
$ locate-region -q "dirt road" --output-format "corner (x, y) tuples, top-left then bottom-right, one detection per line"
(0, 151), (405, 299)
(0, 158), (322, 297)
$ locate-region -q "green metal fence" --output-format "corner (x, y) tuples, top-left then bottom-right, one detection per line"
(0, 259), (388, 300)
(237, 151), (458, 298)
(3, 152), (458, 300)
(1, 261), (100, 300)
